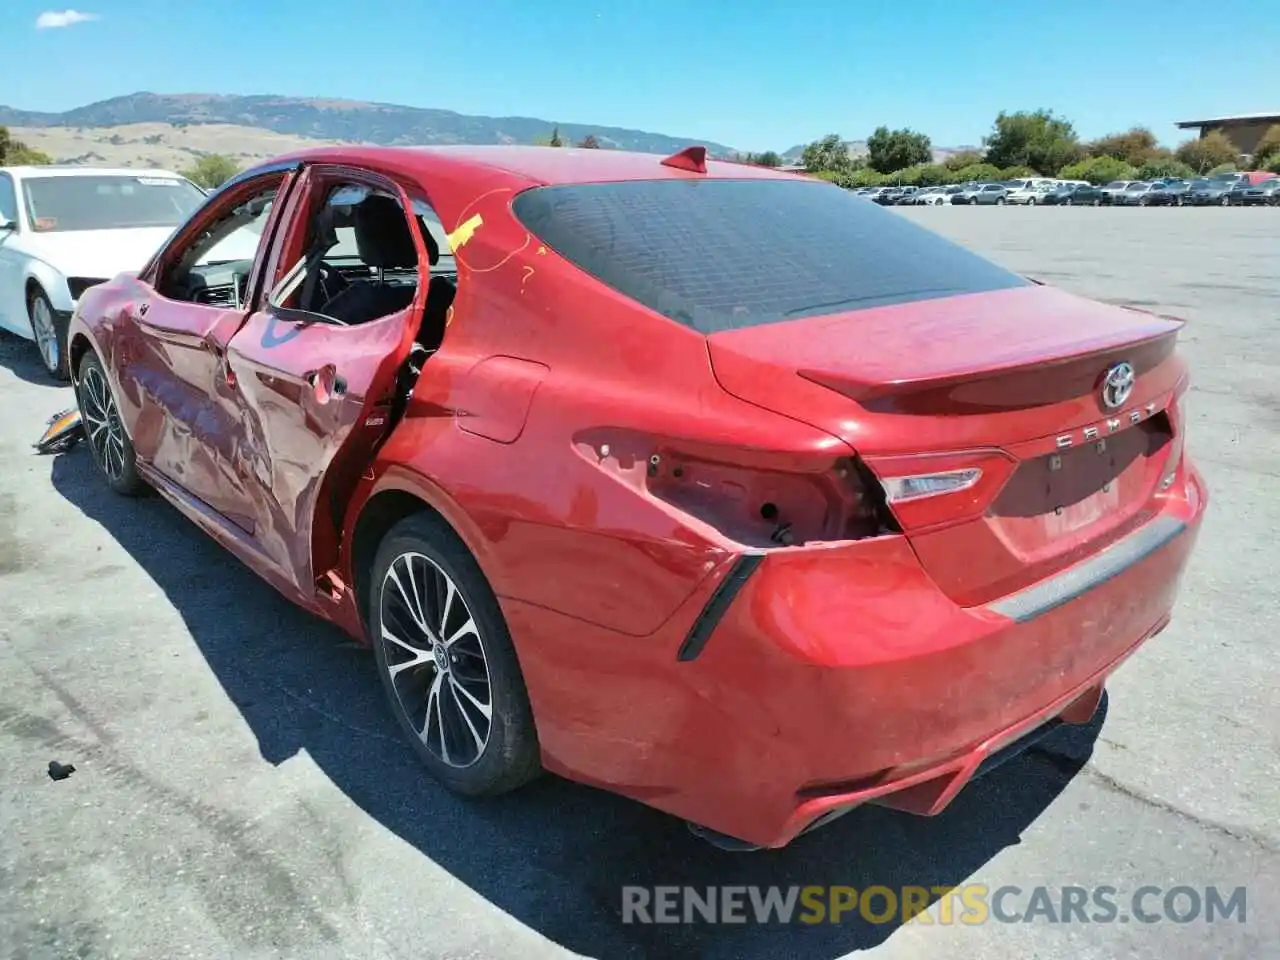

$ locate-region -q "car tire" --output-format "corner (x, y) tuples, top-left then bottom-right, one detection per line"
(1063, 198), (1073, 206)
(1027, 197), (1037, 206)
(75, 351), (145, 496)
(1220, 195), (1230, 206)
(996, 197), (1006, 205)
(369, 511), (542, 797)
(27, 287), (69, 381)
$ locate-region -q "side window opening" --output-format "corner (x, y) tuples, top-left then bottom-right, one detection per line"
(0, 174), (18, 224)
(157, 182), (279, 307)
(270, 182), (457, 352)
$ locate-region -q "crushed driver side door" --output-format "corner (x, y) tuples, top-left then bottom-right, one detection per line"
(224, 165), (425, 604)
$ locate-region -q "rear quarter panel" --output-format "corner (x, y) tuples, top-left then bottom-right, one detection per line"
(344, 201), (843, 637)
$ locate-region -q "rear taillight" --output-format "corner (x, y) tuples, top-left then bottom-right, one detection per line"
(576, 433), (898, 547)
(882, 468), (983, 504)
(648, 452), (899, 547)
(863, 449), (1018, 531)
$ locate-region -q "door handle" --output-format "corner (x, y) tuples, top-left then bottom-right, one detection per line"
(305, 367), (346, 399)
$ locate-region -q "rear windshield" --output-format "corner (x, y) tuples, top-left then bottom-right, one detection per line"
(510, 179), (1029, 334)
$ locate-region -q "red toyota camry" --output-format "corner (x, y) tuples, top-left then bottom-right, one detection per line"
(64, 145), (1207, 850)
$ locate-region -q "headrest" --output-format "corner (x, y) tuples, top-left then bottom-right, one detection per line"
(353, 196), (418, 269)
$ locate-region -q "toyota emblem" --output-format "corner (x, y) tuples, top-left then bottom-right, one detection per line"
(1100, 361), (1136, 410)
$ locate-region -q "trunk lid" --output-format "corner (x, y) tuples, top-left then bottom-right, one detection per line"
(707, 284), (1188, 605)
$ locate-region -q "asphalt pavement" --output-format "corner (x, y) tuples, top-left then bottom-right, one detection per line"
(1, 206), (1277, 959)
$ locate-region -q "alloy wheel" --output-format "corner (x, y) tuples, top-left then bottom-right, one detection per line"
(378, 551), (493, 768)
(79, 365), (127, 483)
(30, 296), (59, 373)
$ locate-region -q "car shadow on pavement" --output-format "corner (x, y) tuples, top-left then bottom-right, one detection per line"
(50, 449), (1105, 960)
(0, 328), (61, 388)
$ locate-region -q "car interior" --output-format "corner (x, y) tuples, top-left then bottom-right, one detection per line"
(158, 180), (457, 357)
(272, 183), (457, 355)
(158, 187), (276, 309)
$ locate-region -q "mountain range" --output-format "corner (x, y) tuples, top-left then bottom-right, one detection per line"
(2, 93), (979, 171)
(0, 92), (739, 157)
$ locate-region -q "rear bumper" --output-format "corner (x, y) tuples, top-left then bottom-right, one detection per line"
(510, 459), (1207, 850)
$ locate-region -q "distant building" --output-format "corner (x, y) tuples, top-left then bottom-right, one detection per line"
(1175, 112), (1280, 159)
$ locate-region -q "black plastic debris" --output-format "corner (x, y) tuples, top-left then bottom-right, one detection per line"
(47, 760), (76, 781)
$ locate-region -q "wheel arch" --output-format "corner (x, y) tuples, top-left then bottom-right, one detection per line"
(22, 259), (72, 313)
(68, 331), (95, 380)
(345, 467), (500, 635)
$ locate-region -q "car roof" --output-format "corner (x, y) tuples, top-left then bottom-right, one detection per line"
(256, 144), (803, 189)
(0, 164), (187, 179)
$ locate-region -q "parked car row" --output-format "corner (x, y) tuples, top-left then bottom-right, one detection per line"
(859, 170), (1280, 208)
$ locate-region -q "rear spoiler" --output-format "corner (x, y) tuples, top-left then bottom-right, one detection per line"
(799, 321), (1182, 404)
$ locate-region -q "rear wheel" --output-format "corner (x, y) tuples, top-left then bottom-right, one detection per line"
(369, 512), (541, 796)
(28, 288), (68, 380)
(76, 352), (144, 496)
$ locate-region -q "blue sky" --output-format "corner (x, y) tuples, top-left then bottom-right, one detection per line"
(6, 0), (1280, 153)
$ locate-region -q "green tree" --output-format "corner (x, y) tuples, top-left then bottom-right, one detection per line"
(1267, 155), (1280, 174)
(0, 126), (53, 165)
(999, 165), (1039, 179)
(549, 126), (564, 147)
(754, 150), (782, 167)
(1087, 127), (1160, 166)
(180, 154), (240, 190)
(1207, 162), (1237, 176)
(1250, 123), (1280, 168)
(801, 134), (852, 173)
(576, 134), (600, 148)
(943, 149), (984, 172)
(811, 170), (853, 188)
(953, 162), (1002, 182)
(893, 163), (949, 186)
(1057, 156), (1137, 184)
(982, 109), (1082, 175)
(1136, 157), (1195, 180)
(1175, 131), (1238, 173)
(865, 126), (933, 174)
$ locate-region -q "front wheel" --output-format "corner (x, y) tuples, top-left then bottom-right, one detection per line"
(370, 512), (542, 797)
(1027, 197), (1037, 206)
(76, 352), (144, 496)
(996, 197), (1006, 205)
(1220, 195), (1230, 206)
(28, 288), (69, 380)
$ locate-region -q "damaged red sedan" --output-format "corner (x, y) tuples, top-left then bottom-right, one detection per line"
(65, 145), (1207, 850)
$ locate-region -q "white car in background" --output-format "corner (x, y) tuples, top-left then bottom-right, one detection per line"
(0, 165), (258, 379)
(1003, 178), (1060, 205)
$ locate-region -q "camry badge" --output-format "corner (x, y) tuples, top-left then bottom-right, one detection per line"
(1100, 361), (1136, 410)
